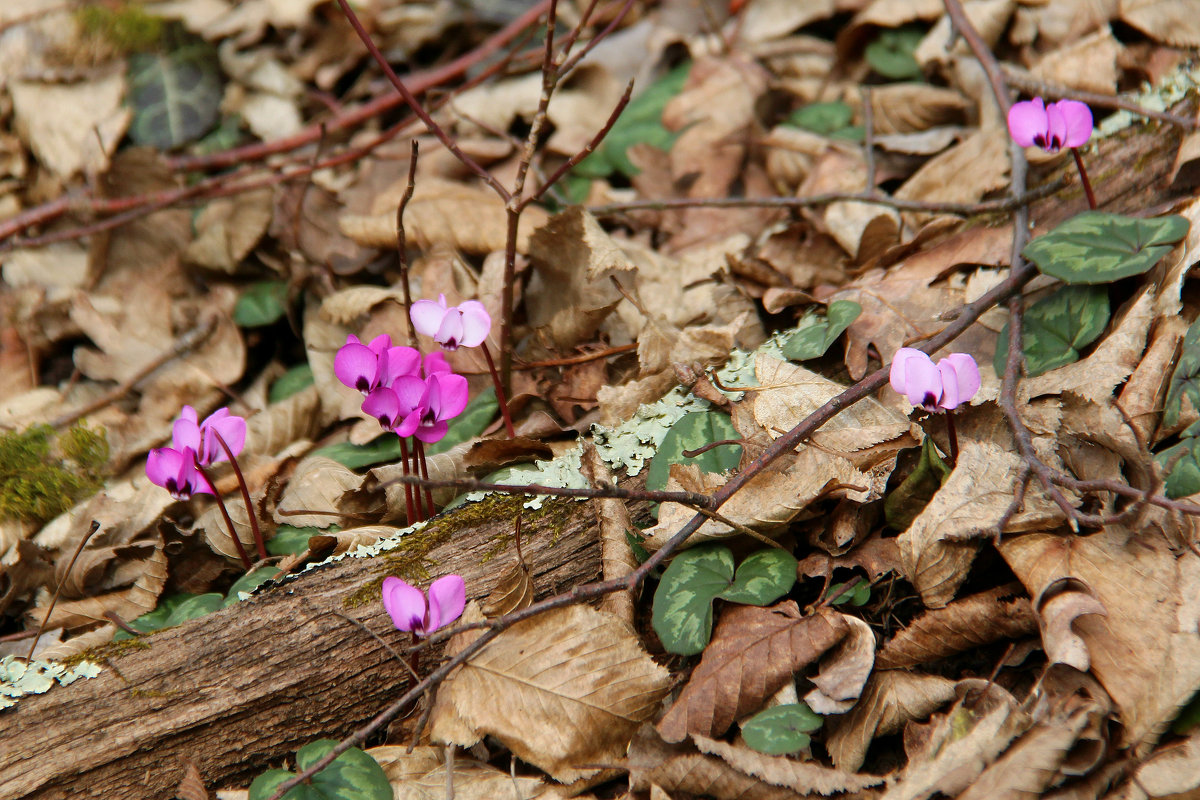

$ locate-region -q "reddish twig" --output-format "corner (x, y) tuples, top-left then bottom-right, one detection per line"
(213, 430), (268, 561)
(396, 140), (421, 348)
(194, 460), (253, 570)
(481, 342), (517, 438)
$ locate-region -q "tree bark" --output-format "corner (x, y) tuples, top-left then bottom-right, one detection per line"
(0, 494), (610, 799)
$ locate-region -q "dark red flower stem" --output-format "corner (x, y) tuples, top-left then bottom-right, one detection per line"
(415, 440), (435, 517)
(1070, 147), (1096, 210)
(398, 437), (418, 523)
(480, 342), (516, 438)
(945, 411), (960, 464)
(213, 431), (268, 560)
(193, 458), (253, 569)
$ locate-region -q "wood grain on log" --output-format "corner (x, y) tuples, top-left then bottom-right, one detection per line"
(0, 494), (603, 799)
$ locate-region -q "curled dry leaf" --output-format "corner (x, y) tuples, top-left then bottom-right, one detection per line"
(826, 670), (960, 772)
(805, 614), (876, 714)
(175, 759), (209, 800)
(244, 383), (323, 457)
(273, 455), (366, 529)
(581, 444), (637, 624)
(480, 558), (533, 618)
(657, 602), (849, 743)
(1121, 731), (1200, 800)
(894, 129), (1011, 227)
(876, 583), (1036, 669)
(307, 526), (403, 559)
(184, 189), (273, 273)
(999, 528), (1200, 752)
(368, 744), (546, 800)
(865, 84), (968, 134)
(1036, 578), (1109, 671)
(693, 734), (884, 796)
(627, 725), (798, 800)
(34, 622), (119, 662)
(0, 541), (53, 617)
(430, 603), (670, 784)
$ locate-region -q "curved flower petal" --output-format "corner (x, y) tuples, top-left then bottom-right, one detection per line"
(937, 353), (981, 410)
(1007, 98), (1047, 148)
(382, 346), (421, 384)
(335, 342), (380, 394)
(1055, 99), (1093, 148)
(434, 311), (466, 350)
(410, 297), (448, 338)
(1044, 103), (1069, 151)
(362, 387), (401, 430)
(423, 351), (451, 376)
(172, 416), (202, 454)
(429, 373), (469, 421)
(889, 348), (930, 393)
(392, 376), (427, 415)
(146, 447), (185, 490)
(457, 301), (491, 348)
(147, 447), (211, 499)
(365, 334), (392, 355)
(426, 574), (466, 632)
(381, 576), (428, 634)
(414, 419), (449, 443)
(395, 412), (423, 439)
(203, 409), (246, 464)
(890, 348), (940, 410)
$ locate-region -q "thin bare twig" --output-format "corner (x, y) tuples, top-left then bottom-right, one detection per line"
(396, 140), (421, 347)
(26, 521), (101, 662)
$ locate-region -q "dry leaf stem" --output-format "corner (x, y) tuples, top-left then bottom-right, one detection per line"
(25, 521), (100, 662)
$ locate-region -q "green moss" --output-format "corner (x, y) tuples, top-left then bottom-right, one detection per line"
(129, 687), (183, 700)
(75, 3), (164, 54)
(0, 423), (109, 523)
(59, 636), (151, 671)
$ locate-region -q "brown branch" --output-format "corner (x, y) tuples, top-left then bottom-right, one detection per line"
(396, 140), (421, 347)
(943, 0), (1011, 118)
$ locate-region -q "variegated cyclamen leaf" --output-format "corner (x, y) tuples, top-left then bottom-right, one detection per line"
(127, 37), (223, 149)
(719, 549), (798, 605)
(994, 284), (1110, 378)
(1164, 318), (1200, 428)
(1022, 211), (1189, 284)
(781, 300), (862, 362)
(645, 411), (743, 495)
(741, 703), (824, 755)
(248, 739), (391, 800)
(652, 545), (735, 655)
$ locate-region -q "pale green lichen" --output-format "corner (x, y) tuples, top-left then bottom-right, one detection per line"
(1097, 62), (1200, 138)
(0, 655), (101, 711)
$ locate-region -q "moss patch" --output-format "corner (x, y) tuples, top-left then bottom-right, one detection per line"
(75, 3), (165, 54)
(0, 423), (109, 523)
(59, 636), (151, 671)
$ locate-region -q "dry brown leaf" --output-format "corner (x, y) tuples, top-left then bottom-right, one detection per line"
(798, 532), (902, 582)
(526, 206), (632, 352)
(338, 176), (548, 254)
(753, 356), (912, 454)
(582, 444), (637, 624)
(175, 759), (209, 800)
(1117, 732), (1200, 800)
(693, 734), (884, 795)
(865, 84), (969, 134)
(914, 0), (1015, 69)
(885, 683), (1029, 800)
(368, 744), (546, 800)
(627, 725), (799, 800)
(805, 614), (876, 714)
(273, 456), (366, 528)
(797, 147), (900, 263)
(1120, 316), (1186, 445)
(898, 408), (1070, 607)
(738, 0), (836, 43)
(894, 129), (1010, 226)
(30, 535), (166, 630)
(480, 558), (533, 618)
(307, 526), (401, 559)
(1009, 0), (1118, 47)
(369, 439), (473, 519)
(244, 384), (323, 457)
(1029, 26), (1122, 95)
(826, 671), (960, 772)
(10, 71), (129, 178)
(657, 602), (849, 743)
(1119, 0), (1200, 46)
(33, 622), (118, 662)
(430, 603), (670, 784)
(184, 189), (273, 272)
(0, 541), (53, 617)
(876, 583), (1036, 669)
(999, 528), (1200, 752)
(955, 702), (1096, 800)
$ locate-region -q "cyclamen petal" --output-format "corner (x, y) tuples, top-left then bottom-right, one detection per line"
(381, 576), (428, 633)
(362, 387), (402, 430)
(409, 294), (493, 351)
(937, 353), (981, 411)
(890, 348), (941, 411)
(1006, 98), (1046, 148)
(1007, 97), (1092, 153)
(201, 408), (246, 464)
(172, 411), (202, 454)
(147, 447), (212, 500)
(410, 296), (449, 338)
(457, 301), (491, 348)
(426, 574), (466, 632)
(1057, 100), (1093, 148)
(335, 340), (383, 394)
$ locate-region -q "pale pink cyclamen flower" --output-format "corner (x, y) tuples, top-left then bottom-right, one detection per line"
(410, 294), (491, 350)
(146, 446), (213, 500)
(890, 348), (980, 412)
(173, 405), (247, 466)
(381, 574), (466, 637)
(1007, 97), (1092, 153)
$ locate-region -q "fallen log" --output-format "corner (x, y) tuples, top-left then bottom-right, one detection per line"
(0, 493), (608, 799)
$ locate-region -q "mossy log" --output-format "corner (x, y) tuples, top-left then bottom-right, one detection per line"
(0, 493), (615, 799)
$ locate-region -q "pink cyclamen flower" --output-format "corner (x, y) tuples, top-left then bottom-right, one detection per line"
(146, 447), (213, 500)
(890, 348), (981, 412)
(382, 574), (466, 637)
(173, 406), (247, 466)
(413, 372), (470, 443)
(1007, 97), (1092, 153)
(335, 334), (421, 395)
(410, 294), (491, 350)
(361, 375), (427, 435)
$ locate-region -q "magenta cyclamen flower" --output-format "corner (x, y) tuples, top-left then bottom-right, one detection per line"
(413, 372), (469, 443)
(146, 447), (213, 500)
(382, 574), (466, 637)
(890, 348), (981, 412)
(173, 406), (247, 466)
(410, 294), (491, 350)
(334, 334), (421, 395)
(1007, 97), (1092, 153)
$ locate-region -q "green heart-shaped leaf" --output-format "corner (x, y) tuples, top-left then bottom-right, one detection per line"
(1164, 318), (1200, 429)
(719, 549), (797, 605)
(645, 411), (742, 494)
(741, 703), (824, 755)
(864, 26), (925, 81)
(781, 301), (862, 362)
(113, 592), (211, 641)
(234, 281), (289, 328)
(1156, 431), (1200, 499)
(652, 545), (735, 655)
(224, 567), (282, 607)
(127, 36), (223, 149)
(1022, 212), (1189, 285)
(994, 284), (1110, 378)
(270, 364), (314, 403)
(248, 740), (391, 800)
